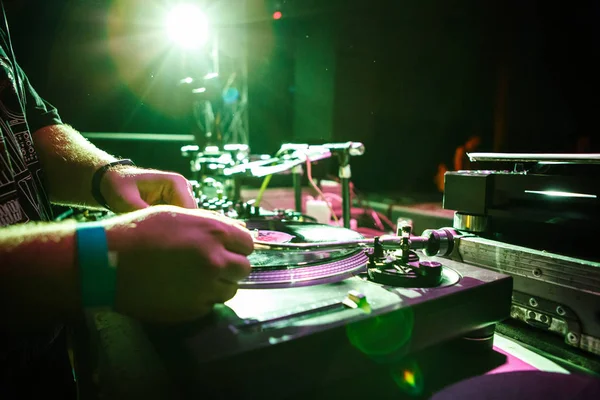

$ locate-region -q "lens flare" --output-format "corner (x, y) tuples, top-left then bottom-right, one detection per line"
(403, 370), (416, 387)
(166, 4), (210, 49)
(346, 307), (414, 359)
(391, 360), (425, 396)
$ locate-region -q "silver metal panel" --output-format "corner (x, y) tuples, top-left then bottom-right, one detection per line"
(467, 152), (600, 164)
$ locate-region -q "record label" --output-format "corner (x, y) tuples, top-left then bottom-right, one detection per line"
(255, 230), (295, 243)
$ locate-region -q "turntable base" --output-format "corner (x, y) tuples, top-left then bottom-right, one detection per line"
(74, 254), (512, 399)
(72, 219), (514, 399)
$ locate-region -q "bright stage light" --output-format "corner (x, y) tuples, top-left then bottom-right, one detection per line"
(166, 4), (210, 50)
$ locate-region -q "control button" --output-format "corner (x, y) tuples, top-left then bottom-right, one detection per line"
(342, 290), (371, 313)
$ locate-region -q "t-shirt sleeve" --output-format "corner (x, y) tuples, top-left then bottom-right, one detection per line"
(17, 65), (63, 133)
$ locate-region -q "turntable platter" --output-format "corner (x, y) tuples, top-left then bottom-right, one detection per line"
(243, 220), (368, 288)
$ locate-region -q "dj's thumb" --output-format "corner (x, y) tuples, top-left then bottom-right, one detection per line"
(105, 185), (151, 213)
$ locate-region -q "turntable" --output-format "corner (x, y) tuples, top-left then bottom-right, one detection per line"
(443, 153), (600, 364)
(243, 219), (460, 289)
(78, 221), (513, 399)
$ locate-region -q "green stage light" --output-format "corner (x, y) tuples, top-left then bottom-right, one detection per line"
(166, 3), (210, 50)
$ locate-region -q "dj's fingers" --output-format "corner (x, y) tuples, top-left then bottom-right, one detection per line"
(162, 175), (198, 209)
(204, 210), (247, 227)
(206, 279), (240, 304)
(108, 183), (151, 212)
(217, 252), (252, 283)
(222, 224), (254, 256)
(185, 208), (246, 228)
(229, 219), (246, 227)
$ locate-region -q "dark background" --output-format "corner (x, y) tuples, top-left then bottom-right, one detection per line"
(4, 0), (599, 194)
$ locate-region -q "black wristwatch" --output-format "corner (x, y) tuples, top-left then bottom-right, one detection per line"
(91, 159), (135, 210)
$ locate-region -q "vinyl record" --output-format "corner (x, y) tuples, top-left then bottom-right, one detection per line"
(242, 219), (369, 288)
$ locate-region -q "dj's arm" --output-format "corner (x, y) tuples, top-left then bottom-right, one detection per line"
(0, 206), (254, 330)
(33, 124), (118, 208)
(20, 65), (194, 211)
(32, 124), (196, 211)
(17, 66), (118, 208)
(0, 221), (81, 329)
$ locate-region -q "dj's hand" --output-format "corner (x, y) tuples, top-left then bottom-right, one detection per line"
(103, 205), (253, 323)
(99, 166), (197, 212)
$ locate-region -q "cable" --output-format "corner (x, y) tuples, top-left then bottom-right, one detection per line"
(54, 208), (74, 222)
(376, 210), (396, 231)
(322, 192), (343, 203)
(254, 173), (272, 208)
(306, 158), (339, 223)
(370, 209), (385, 231)
(252, 145), (304, 208)
(253, 146), (292, 207)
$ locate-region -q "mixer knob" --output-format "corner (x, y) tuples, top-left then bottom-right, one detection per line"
(417, 261), (443, 279)
(219, 201), (233, 213)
